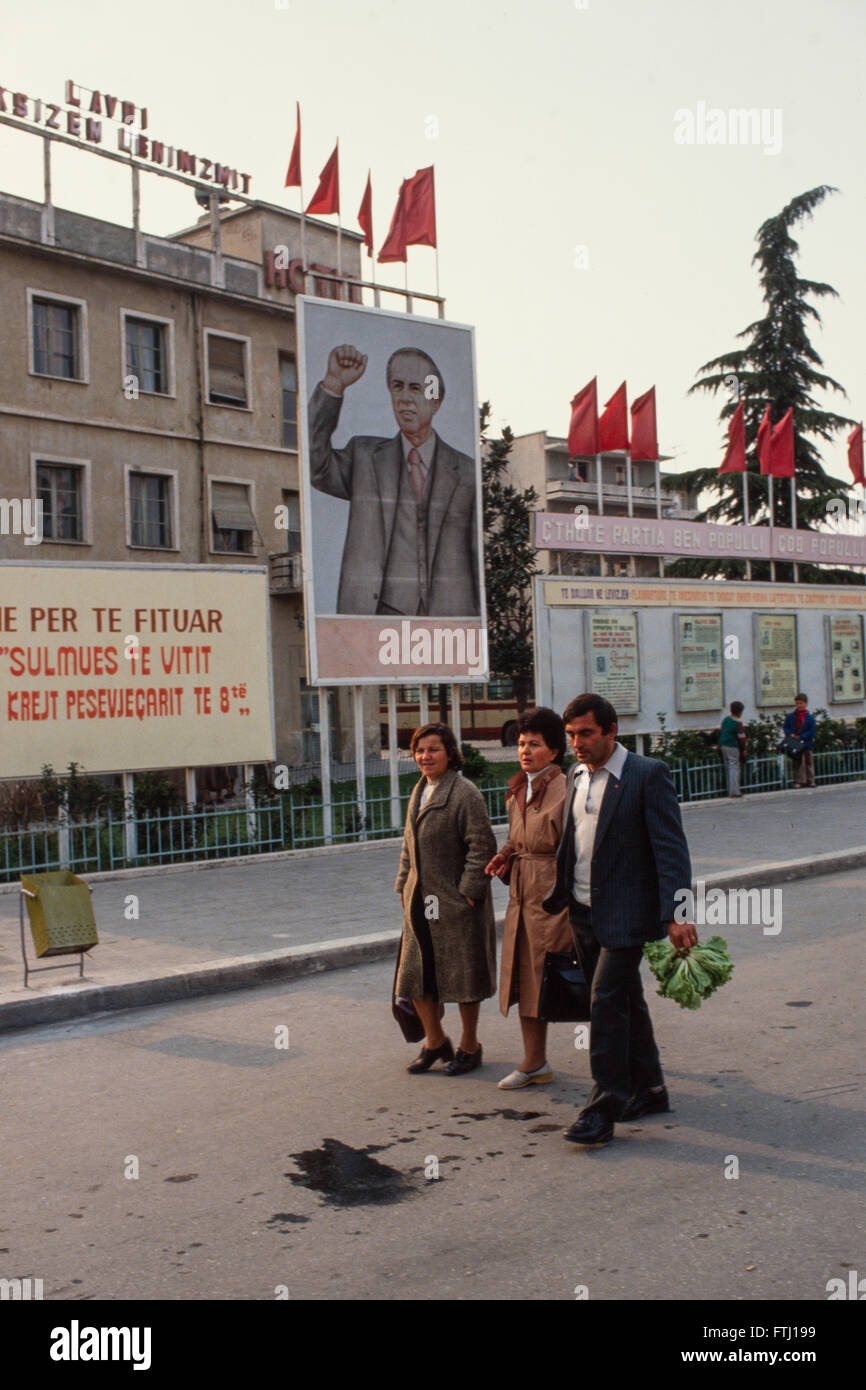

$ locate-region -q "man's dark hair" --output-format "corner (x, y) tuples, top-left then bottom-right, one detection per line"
(730, 701), (744, 717)
(795, 692), (808, 703)
(561, 692), (618, 734)
(386, 347), (445, 401)
(410, 721), (463, 769)
(517, 706), (567, 765)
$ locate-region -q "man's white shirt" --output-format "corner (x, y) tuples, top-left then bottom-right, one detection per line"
(572, 742), (629, 906)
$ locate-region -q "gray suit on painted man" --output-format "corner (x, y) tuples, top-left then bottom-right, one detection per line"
(308, 344), (480, 617)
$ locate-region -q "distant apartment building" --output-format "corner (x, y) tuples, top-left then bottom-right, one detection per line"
(0, 179), (378, 770)
(507, 431), (700, 576)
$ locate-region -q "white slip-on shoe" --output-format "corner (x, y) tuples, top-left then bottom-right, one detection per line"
(497, 1063), (554, 1090)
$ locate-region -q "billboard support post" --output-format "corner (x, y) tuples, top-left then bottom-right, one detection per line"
(387, 686), (401, 830)
(319, 688), (333, 845)
(184, 768), (197, 810)
(419, 686), (429, 724)
(57, 804), (70, 871)
(122, 772), (137, 863)
(352, 685), (367, 840)
(450, 684), (462, 745)
(244, 765), (256, 844)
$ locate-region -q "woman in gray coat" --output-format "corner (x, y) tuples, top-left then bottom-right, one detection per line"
(394, 722), (497, 1075)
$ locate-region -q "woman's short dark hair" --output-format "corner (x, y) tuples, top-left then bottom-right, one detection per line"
(561, 692), (618, 734)
(409, 722), (464, 770)
(517, 707), (567, 765)
(730, 701), (744, 717)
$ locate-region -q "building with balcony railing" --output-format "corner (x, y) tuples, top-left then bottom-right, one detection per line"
(506, 430), (700, 576)
(0, 168), (379, 766)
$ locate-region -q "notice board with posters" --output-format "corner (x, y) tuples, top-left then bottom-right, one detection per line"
(675, 612), (724, 712)
(585, 610), (640, 715)
(296, 297), (488, 686)
(754, 613), (799, 708)
(827, 614), (864, 703)
(0, 563), (275, 778)
(532, 576), (866, 735)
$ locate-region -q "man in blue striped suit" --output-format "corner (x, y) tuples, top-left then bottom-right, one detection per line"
(543, 693), (696, 1147)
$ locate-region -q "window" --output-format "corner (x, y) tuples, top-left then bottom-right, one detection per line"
(206, 333), (248, 407)
(615, 463), (626, 485)
(211, 481), (256, 554)
(37, 462), (84, 541)
(125, 316), (168, 394)
(32, 297), (82, 378)
(281, 489), (301, 552)
(281, 355), (298, 448)
(129, 472), (173, 548)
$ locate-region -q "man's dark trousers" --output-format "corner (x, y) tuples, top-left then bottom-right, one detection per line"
(570, 899), (664, 1120)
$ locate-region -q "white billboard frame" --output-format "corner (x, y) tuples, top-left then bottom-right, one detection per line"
(295, 296), (488, 687)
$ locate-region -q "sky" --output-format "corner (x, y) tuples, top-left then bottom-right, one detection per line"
(2, 0), (864, 485)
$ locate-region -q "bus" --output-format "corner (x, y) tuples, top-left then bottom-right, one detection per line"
(379, 678), (533, 748)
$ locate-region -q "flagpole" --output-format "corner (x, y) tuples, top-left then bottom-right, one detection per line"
(742, 470), (752, 580)
(768, 474), (775, 581)
(299, 176), (307, 291)
(595, 453), (605, 577)
(626, 450), (636, 577)
(790, 476), (798, 583)
(655, 459), (664, 578)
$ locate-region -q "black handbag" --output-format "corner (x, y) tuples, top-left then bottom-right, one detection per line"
(537, 950), (591, 1023)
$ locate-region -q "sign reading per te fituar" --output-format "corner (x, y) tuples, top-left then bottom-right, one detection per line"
(0, 564), (275, 778)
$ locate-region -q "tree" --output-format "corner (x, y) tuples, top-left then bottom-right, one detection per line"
(665, 185), (857, 582)
(480, 402), (540, 711)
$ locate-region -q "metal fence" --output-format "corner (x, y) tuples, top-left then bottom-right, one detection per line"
(1, 748), (864, 883)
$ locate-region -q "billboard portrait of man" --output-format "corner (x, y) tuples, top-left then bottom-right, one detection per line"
(307, 340), (479, 617)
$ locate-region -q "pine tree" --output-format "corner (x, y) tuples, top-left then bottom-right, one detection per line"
(666, 185), (857, 581)
(481, 402), (540, 710)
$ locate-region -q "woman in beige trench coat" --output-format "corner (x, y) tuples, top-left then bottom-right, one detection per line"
(485, 707), (573, 1090)
(395, 722), (497, 1076)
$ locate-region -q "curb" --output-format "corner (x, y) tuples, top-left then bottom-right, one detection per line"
(2, 846), (865, 1037)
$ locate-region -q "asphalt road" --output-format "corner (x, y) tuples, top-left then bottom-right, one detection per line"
(2, 867), (864, 1303)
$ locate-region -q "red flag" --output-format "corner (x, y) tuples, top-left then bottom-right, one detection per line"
(357, 171), (373, 255)
(403, 166), (436, 248)
(568, 378), (599, 456)
(599, 382), (629, 451)
(768, 407), (795, 478)
(630, 386), (658, 461)
(284, 102), (301, 188)
(719, 402), (746, 474)
(757, 405), (772, 474)
(378, 179), (408, 264)
(848, 422), (865, 485)
(306, 142), (339, 216)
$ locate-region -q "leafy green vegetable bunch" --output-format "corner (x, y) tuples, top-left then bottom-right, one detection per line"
(643, 935), (734, 1010)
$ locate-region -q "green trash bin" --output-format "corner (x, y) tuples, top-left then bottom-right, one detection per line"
(21, 871), (99, 958)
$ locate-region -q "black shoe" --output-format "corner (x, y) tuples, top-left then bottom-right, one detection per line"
(443, 1045), (483, 1076)
(563, 1112), (614, 1146)
(621, 1086), (670, 1121)
(407, 1038), (454, 1073)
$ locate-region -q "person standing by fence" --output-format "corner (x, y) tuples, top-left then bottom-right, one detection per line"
(784, 694), (817, 788)
(718, 701), (746, 798)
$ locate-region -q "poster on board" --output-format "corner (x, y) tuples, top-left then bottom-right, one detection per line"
(827, 614), (864, 702)
(755, 613), (798, 707)
(675, 612), (723, 711)
(586, 610), (639, 714)
(296, 298), (488, 685)
(0, 563), (274, 778)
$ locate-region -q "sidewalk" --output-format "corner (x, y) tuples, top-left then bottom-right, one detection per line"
(1, 781), (864, 1033)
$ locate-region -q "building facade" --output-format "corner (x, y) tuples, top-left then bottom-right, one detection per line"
(0, 181), (380, 774)
(507, 430), (700, 577)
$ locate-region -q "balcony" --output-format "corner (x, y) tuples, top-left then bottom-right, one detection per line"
(269, 552), (303, 594)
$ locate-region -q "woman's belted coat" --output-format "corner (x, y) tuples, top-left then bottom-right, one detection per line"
(394, 769), (497, 1004)
(498, 764), (573, 1017)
